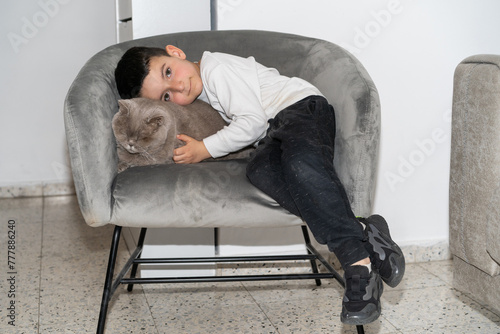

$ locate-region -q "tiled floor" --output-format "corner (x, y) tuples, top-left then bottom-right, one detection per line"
(1, 195), (499, 334)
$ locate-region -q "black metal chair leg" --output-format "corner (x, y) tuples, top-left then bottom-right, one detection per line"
(97, 225), (122, 334)
(127, 228), (147, 292)
(301, 226), (322, 286)
(301, 226), (366, 334)
(96, 225), (365, 333)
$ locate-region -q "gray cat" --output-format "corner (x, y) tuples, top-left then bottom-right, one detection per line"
(112, 98), (254, 172)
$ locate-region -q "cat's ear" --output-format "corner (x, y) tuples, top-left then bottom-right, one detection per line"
(117, 100), (130, 114)
(147, 116), (164, 127)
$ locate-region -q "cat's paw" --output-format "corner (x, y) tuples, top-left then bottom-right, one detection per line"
(117, 162), (129, 173)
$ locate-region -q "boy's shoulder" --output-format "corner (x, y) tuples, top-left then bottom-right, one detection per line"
(200, 52), (273, 92)
(202, 51), (257, 70)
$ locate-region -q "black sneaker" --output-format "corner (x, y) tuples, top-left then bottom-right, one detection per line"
(341, 265), (383, 325)
(361, 215), (405, 288)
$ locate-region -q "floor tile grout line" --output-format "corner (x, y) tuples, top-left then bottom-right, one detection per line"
(381, 262), (453, 333)
(140, 285), (162, 334)
(241, 282), (282, 333)
(416, 261), (453, 287)
(36, 197), (45, 334)
(418, 261), (500, 319)
(241, 277), (405, 333)
(379, 312), (403, 333)
(385, 279), (500, 332)
(123, 234), (162, 334)
(114, 233), (161, 333)
(241, 278), (348, 333)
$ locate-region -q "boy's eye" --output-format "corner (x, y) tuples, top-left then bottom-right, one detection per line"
(165, 67), (172, 78)
(163, 92), (170, 101)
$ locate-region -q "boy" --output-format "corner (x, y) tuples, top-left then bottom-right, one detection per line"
(115, 45), (405, 325)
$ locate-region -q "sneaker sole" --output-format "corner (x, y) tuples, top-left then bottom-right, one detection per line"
(366, 215), (405, 288)
(341, 277), (383, 325)
(341, 303), (381, 325)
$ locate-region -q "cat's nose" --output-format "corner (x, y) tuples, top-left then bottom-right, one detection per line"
(127, 142), (136, 152)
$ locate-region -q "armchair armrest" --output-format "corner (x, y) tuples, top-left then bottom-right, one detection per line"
(450, 54), (500, 276)
(64, 49), (123, 226)
(303, 42), (380, 217)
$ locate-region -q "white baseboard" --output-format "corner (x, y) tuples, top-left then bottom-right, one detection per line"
(400, 239), (451, 262)
(0, 181), (75, 198)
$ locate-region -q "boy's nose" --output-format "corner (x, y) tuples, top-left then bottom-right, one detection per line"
(171, 81), (184, 92)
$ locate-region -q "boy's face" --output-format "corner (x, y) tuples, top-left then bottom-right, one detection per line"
(140, 46), (203, 106)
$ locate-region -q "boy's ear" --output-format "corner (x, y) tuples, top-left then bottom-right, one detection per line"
(165, 45), (186, 59)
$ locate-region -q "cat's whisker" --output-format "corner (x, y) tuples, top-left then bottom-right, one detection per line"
(140, 150), (156, 163)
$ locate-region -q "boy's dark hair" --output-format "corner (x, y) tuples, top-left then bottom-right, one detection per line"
(114, 46), (169, 99)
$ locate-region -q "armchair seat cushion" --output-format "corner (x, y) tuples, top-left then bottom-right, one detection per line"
(111, 160), (302, 228)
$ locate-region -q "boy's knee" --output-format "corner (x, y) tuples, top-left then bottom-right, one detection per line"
(285, 151), (333, 183)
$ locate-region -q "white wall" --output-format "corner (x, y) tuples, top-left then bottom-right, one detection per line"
(131, 0), (211, 39)
(0, 0), (116, 187)
(216, 0), (500, 246)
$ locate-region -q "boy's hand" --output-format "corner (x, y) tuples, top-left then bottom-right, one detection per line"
(173, 134), (211, 164)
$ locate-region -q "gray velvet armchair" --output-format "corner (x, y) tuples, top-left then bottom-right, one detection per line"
(450, 54), (500, 315)
(64, 30), (380, 333)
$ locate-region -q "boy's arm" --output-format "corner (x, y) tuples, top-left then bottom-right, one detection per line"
(173, 134), (211, 164)
(201, 56), (268, 158)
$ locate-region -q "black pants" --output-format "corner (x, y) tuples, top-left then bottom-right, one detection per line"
(246, 96), (369, 267)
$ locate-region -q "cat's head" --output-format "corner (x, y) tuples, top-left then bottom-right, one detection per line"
(112, 98), (168, 155)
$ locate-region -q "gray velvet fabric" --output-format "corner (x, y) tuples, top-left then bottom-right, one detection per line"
(112, 160), (300, 228)
(64, 30), (380, 228)
(450, 54), (500, 312)
(453, 256), (500, 315)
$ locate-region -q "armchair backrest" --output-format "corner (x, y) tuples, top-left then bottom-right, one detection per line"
(64, 30), (380, 226)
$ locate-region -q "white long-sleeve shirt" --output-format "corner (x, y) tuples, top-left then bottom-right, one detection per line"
(198, 51), (322, 158)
